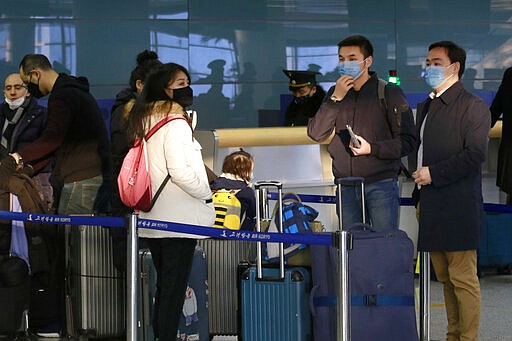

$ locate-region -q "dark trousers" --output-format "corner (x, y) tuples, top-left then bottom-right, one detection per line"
(147, 237), (197, 341)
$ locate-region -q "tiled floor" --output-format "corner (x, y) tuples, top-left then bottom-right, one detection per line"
(5, 274), (511, 341)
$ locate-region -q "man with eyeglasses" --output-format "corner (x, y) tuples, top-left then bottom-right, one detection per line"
(1, 73), (53, 207)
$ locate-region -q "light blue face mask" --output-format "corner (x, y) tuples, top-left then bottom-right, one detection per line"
(337, 59), (366, 79)
(424, 64), (454, 89)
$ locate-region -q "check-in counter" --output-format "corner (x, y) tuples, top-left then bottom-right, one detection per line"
(195, 127), (340, 231)
(196, 123), (503, 249)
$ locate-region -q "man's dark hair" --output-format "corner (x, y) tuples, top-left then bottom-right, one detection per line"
(429, 41), (466, 78)
(19, 54), (52, 74)
(337, 35), (374, 58)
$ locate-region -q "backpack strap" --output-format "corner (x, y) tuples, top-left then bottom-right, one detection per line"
(145, 115), (190, 141)
(377, 78), (411, 179)
(378, 78), (388, 111)
(143, 115), (189, 209)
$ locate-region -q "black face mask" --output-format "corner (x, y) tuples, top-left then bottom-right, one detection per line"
(27, 74), (45, 99)
(294, 94), (312, 106)
(172, 86), (193, 108)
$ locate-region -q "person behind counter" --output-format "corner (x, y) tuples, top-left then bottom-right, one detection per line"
(283, 70), (325, 126)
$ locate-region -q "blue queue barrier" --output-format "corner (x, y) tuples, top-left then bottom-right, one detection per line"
(0, 193), (509, 341)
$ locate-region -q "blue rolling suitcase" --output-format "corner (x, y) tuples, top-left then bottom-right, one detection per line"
(240, 181), (311, 341)
(138, 245), (209, 341)
(478, 211), (512, 271)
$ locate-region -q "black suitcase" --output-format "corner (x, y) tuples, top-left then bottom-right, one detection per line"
(0, 256), (30, 338)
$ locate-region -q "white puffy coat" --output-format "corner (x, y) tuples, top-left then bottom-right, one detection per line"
(138, 113), (215, 239)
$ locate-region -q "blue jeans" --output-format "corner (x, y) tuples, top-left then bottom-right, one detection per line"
(338, 178), (399, 230)
(58, 175), (102, 215)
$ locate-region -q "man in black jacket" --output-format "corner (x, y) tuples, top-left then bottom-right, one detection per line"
(0, 54), (110, 215)
(308, 35), (417, 230)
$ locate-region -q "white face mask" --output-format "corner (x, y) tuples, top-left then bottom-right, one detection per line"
(4, 96), (26, 110)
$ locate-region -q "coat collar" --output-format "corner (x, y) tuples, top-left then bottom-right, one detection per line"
(432, 81), (464, 106)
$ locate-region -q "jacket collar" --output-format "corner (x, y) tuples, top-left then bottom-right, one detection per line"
(432, 81), (464, 106)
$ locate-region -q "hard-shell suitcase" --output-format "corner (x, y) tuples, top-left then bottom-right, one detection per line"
(138, 246), (209, 341)
(65, 224), (126, 338)
(240, 181), (311, 341)
(334, 177), (418, 341)
(198, 238), (252, 336)
(478, 211), (512, 271)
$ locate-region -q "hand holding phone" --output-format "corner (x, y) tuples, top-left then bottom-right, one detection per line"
(346, 124), (361, 148)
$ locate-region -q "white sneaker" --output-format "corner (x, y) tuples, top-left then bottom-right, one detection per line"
(36, 331), (60, 338)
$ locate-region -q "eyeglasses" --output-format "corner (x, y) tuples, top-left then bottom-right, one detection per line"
(4, 84), (26, 91)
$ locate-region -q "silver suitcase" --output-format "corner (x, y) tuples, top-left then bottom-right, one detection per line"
(198, 239), (252, 336)
(65, 224), (126, 338)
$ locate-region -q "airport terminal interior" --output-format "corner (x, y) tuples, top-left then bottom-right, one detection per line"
(1, 0), (512, 340)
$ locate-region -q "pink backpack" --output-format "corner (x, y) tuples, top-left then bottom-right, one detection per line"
(117, 115), (188, 212)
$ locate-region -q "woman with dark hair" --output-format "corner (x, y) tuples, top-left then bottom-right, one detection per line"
(110, 50), (162, 216)
(109, 50), (162, 272)
(127, 62), (215, 341)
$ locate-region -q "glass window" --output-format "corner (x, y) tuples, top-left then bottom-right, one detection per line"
(34, 22), (76, 74)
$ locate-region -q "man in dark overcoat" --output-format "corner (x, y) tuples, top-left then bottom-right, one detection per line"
(412, 41), (490, 341)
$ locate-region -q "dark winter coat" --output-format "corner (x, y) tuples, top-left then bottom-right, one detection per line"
(415, 81), (490, 252)
(17, 73), (111, 186)
(490, 67), (512, 194)
(285, 86), (326, 126)
(0, 97), (50, 173)
(109, 88), (136, 216)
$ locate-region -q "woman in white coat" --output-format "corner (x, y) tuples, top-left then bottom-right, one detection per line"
(127, 62), (215, 341)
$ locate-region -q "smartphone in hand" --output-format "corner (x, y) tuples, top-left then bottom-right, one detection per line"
(346, 124), (361, 148)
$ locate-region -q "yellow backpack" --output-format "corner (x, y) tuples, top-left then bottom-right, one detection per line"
(212, 189), (242, 230)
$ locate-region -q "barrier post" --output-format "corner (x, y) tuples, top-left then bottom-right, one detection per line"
(126, 213), (139, 341)
(419, 251), (431, 341)
(336, 230), (351, 341)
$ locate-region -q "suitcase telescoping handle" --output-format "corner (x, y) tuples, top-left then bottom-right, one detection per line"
(254, 181), (284, 280)
(334, 176), (366, 229)
(333, 176), (364, 341)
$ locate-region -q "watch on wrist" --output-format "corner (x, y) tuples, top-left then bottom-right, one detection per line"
(330, 94), (342, 103)
(10, 153), (23, 166)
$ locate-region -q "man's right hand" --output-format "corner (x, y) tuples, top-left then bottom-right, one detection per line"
(332, 75), (355, 101)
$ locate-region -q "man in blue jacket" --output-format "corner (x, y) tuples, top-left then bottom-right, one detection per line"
(308, 35), (417, 230)
(412, 41), (490, 341)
